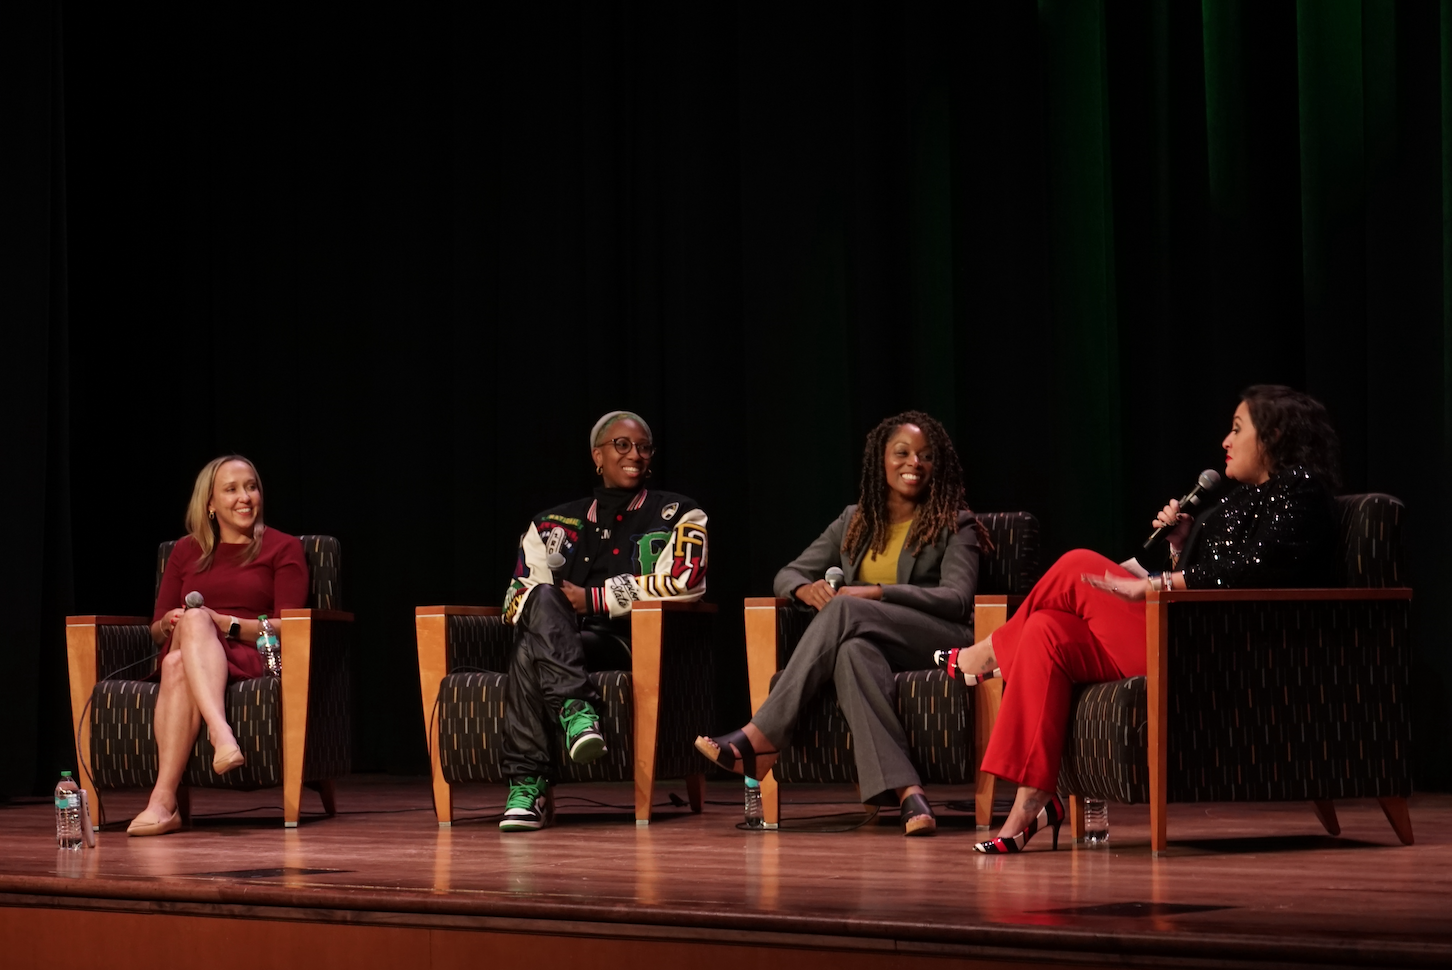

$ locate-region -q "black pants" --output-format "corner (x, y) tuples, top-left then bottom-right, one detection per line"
(501, 584), (631, 780)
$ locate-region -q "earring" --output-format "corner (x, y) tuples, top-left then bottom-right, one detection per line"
(595, 466), (603, 476)
(209, 510), (216, 521)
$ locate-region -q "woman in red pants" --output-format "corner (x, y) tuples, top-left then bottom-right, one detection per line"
(944, 386), (1341, 852)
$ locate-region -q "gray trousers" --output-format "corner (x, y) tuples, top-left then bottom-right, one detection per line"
(751, 596), (971, 805)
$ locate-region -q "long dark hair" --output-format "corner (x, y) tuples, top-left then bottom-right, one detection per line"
(1240, 385), (1342, 490)
(841, 410), (991, 560)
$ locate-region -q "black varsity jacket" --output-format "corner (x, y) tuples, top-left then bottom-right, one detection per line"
(502, 487), (709, 624)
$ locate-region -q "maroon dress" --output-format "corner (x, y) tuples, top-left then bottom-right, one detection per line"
(152, 528), (309, 681)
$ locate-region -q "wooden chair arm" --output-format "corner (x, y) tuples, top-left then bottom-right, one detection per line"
(1156, 587), (1412, 603)
(280, 608), (355, 622)
(414, 605), (502, 617)
(65, 615), (151, 626)
(743, 599), (790, 715)
(632, 601), (719, 613)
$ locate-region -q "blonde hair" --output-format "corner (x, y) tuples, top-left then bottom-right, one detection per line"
(185, 455), (265, 570)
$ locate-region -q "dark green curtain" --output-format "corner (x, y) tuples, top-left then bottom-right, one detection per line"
(5, 0), (1450, 795)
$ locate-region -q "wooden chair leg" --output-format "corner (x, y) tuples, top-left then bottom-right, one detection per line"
(306, 779), (338, 816)
(414, 608), (455, 825)
(760, 769), (780, 828)
(279, 614), (315, 828)
(1069, 794), (1085, 841)
(973, 678), (1003, 827)
(1311, 799), (1340, 836)
(631, 606), (664, 825)
(686, 773), (706, 813)
(1377, 796), (1414, 845)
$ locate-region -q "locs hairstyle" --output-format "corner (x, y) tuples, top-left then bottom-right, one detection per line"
(841, 411), (990, 560)
(1239, 385), (1342, 490)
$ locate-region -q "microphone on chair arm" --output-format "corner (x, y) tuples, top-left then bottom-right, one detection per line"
(1143, 470), (1222, 549)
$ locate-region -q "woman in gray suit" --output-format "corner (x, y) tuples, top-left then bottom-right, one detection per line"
(696, 411), (985, 835)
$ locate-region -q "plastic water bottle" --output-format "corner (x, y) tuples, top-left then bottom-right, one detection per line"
(1083, 797), (1109, 845)
(743, 777), (764, 829)
(256, 614), (281, 676)
(54, 772), (81, 849)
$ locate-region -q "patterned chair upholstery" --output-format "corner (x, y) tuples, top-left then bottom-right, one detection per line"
(745, 512), (1041, 827)
(65, 535), (352, 827)
(416, 602), (717, 824)
(1056, 494), (1414, 850)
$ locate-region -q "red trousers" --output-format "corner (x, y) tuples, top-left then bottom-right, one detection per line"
(980, 549), (1147, 792)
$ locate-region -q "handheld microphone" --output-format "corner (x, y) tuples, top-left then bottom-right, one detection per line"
(1143, 470), (1222, 549)
(184, 591), (205, 609)
(825, 566), (845, 591)
(546, 553), (567, 586)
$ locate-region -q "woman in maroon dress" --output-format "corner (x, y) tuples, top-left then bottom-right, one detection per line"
(126, 456), (308, 837)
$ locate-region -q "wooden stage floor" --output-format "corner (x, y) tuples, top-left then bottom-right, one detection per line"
(0, 776), (1447, 970)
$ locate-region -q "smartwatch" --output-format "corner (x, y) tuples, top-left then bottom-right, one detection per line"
(228, 617), (242, 640)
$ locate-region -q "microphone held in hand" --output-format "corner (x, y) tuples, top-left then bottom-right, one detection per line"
(1143, 470), (1223, 549)
(184, 591), (205, 610)
(546, 553), (567, 586)
(825, 566), (845, 591)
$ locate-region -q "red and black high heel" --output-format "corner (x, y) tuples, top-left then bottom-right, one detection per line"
(932, 648), (1002, 688)
(973, 795), (1065, 854)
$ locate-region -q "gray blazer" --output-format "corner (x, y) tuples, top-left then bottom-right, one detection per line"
(773, 506), (980, 625)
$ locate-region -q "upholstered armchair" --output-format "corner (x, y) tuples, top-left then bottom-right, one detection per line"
(416, 601), (716, 825)
(744, 512), (1041, 828)
(65, 535), (352, 828)
(1057, 494), (1414, 852)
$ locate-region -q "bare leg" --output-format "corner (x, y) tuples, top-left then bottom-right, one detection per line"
(175, 608), (238, 753)
(135, 649), (201, 823)
(955, 633), (996, 678)
(999, 784), (1053, 839)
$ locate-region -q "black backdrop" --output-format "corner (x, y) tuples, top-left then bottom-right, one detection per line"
(4, 1), (1450, 796)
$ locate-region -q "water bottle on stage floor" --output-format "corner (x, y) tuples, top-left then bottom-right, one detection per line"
(54, 772), (81, 850)
(1083, 798), (1109, 845)
(743, 777), (764, 829)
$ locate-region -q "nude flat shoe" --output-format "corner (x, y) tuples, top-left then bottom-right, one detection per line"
(212, 742), (245, 775)
(127, 806), (182, 837)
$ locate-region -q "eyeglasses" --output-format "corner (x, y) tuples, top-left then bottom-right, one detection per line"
(600, 437), (656, 458)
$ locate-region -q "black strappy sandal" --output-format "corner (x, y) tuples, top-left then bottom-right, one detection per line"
(899, 792), (937, 837)
(694, 729), (778, 781)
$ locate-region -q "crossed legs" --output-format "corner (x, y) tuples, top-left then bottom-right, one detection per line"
(132, 609), (240, 830)
(971, 549), (1146, 839)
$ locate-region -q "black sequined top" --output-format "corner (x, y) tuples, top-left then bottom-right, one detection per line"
(1178, 465), (1339, 589)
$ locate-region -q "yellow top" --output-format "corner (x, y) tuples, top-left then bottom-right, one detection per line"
(856, 519), (912, 586)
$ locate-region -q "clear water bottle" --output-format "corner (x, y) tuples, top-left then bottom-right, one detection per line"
(256, 614), (281, 676)
(743, 776), (764, 829)
(54, 771), (81, 849)
(1083, 797), (1109, 845)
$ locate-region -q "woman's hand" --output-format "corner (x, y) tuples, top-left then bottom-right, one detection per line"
(795, 580), (837, 611)
(1151, 498), (1193, 555)
(155, 608), (185, 642)
(836, 584), (883, 601)
(560, 581), (588, 614)
(1081, 570), (1150, 602)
